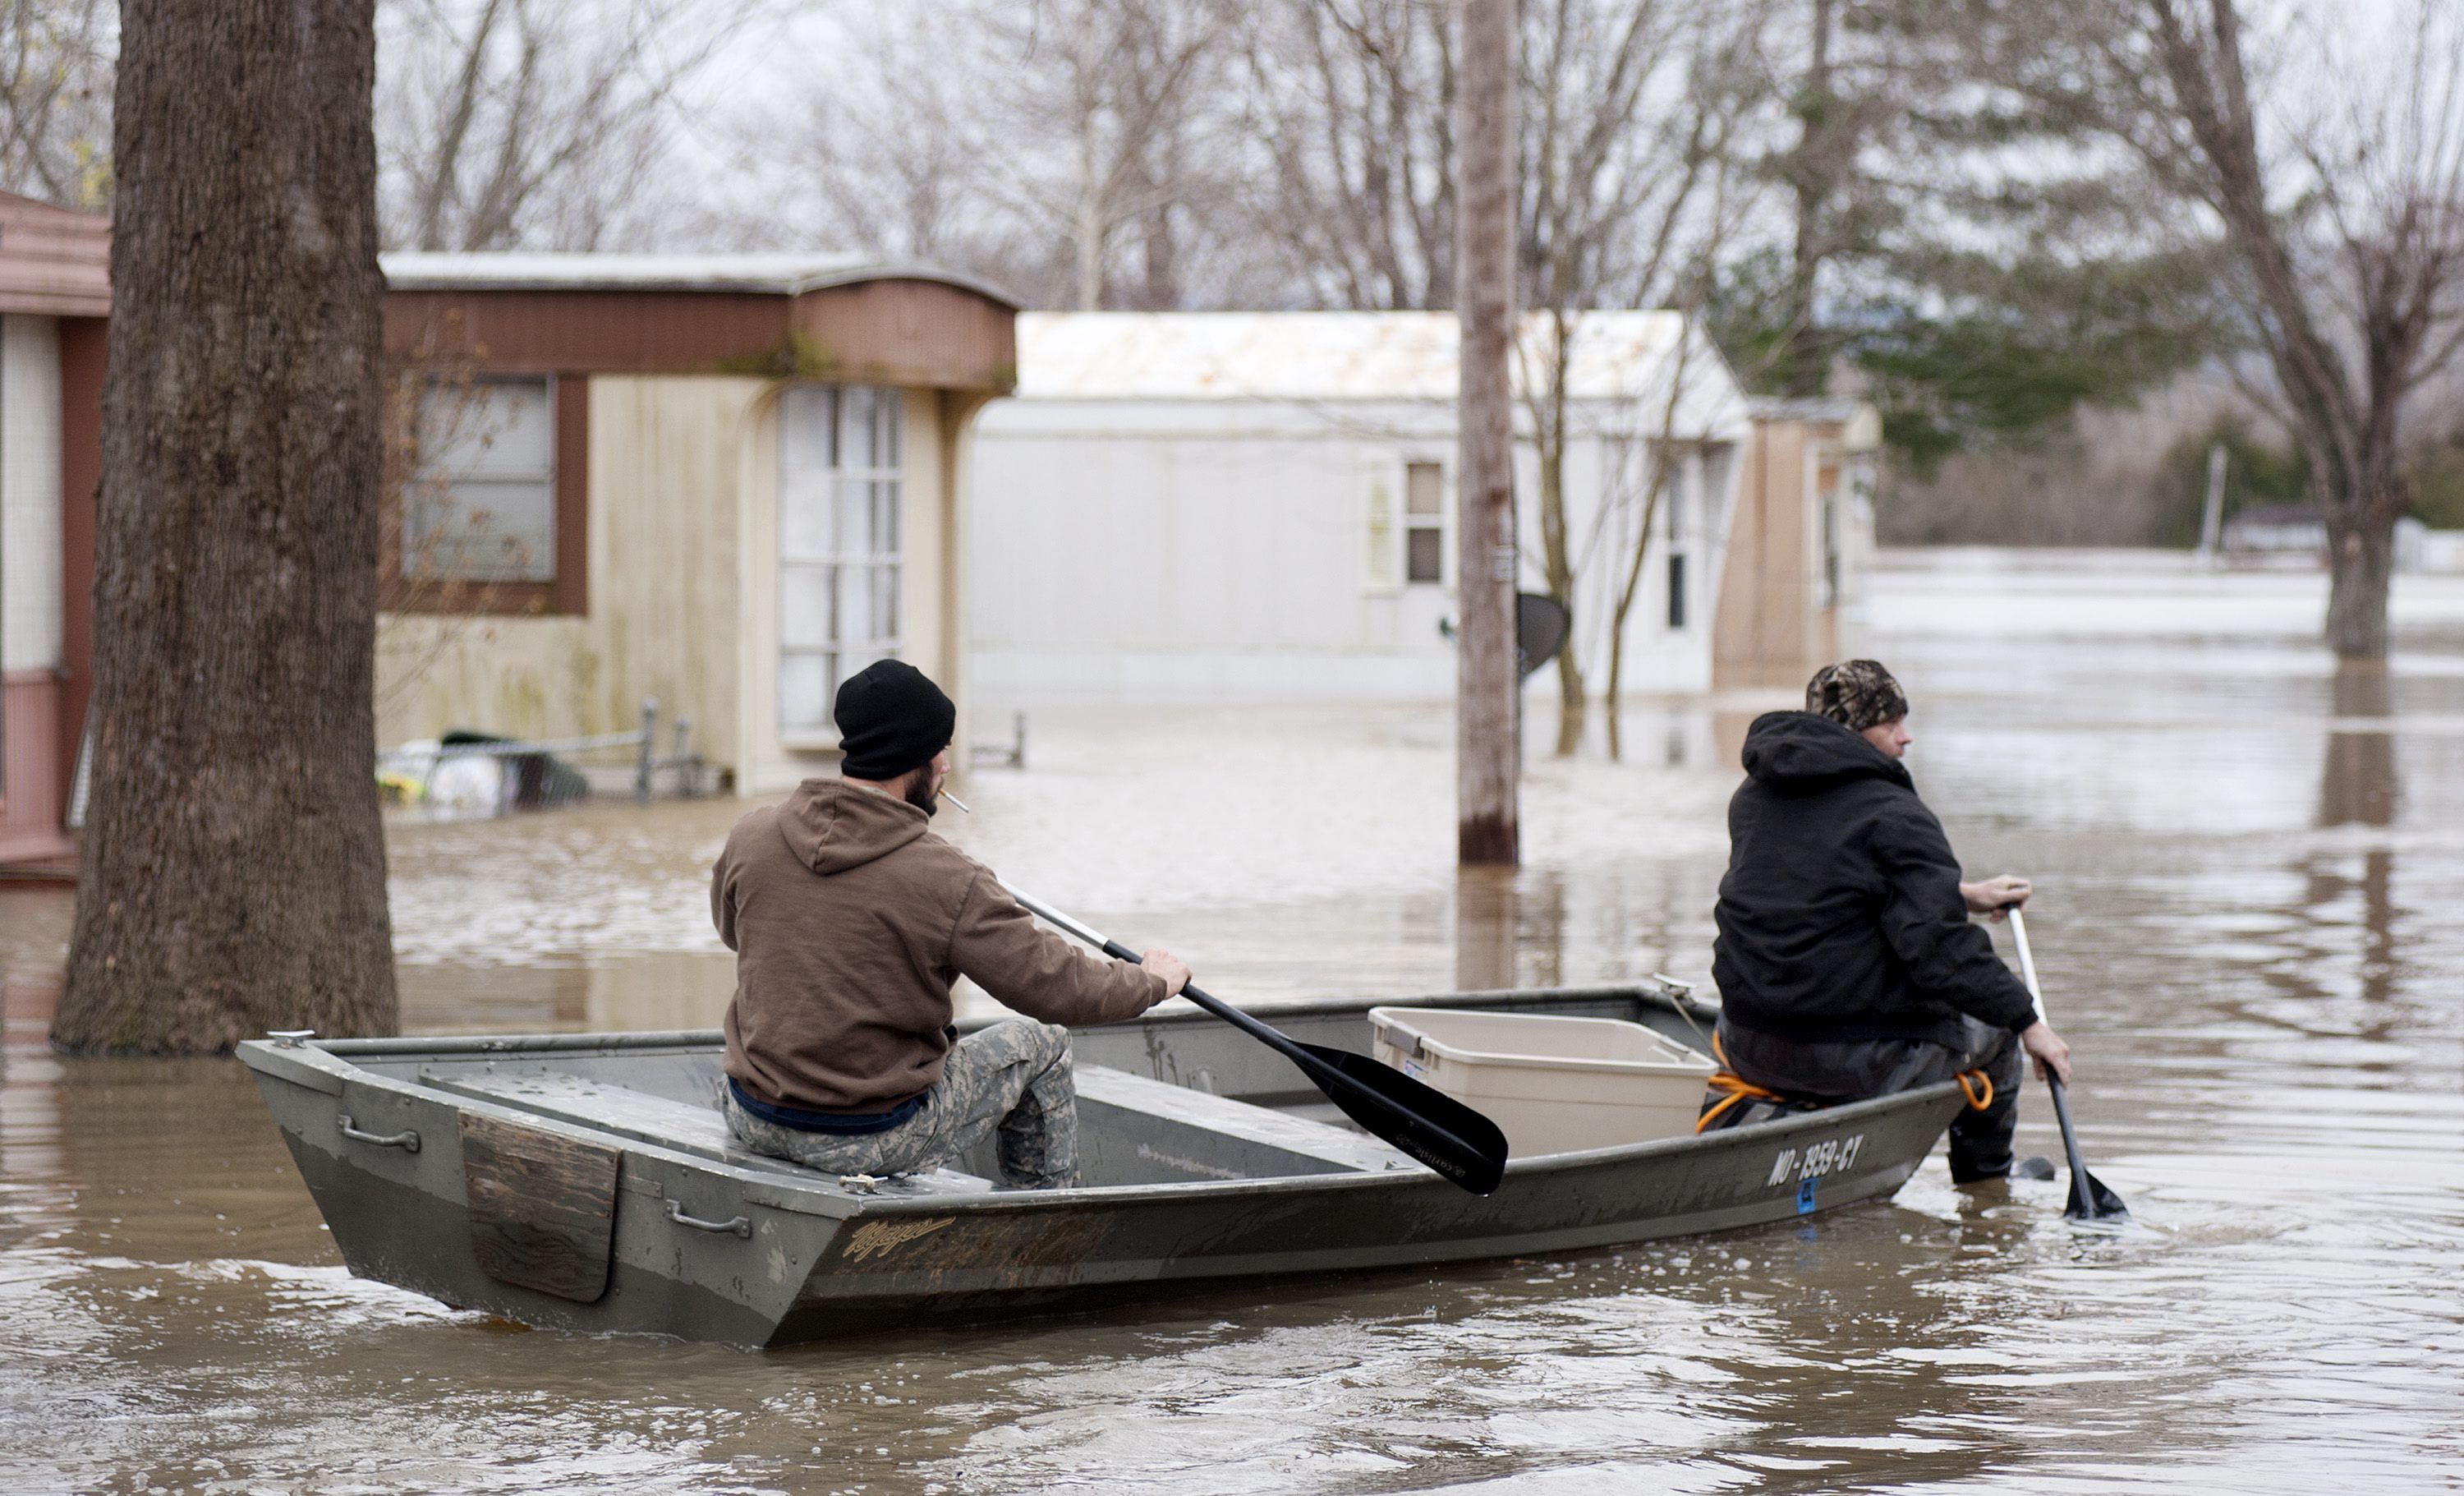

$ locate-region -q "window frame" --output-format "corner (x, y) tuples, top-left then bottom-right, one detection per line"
(383, 372), (588, 616)
(1402, 458), (1448, 586)
(777, 384), (906, 742)
(1658, 444), (1696, 633)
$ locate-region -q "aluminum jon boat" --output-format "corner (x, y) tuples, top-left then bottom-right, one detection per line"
(237, 982), (1968, 1348)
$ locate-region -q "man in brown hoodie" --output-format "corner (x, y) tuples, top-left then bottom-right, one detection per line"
(711, 660), (1189, 1189)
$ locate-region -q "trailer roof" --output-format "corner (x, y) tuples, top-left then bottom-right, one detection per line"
(378, 251), (1018, 309)
(1012, 310), (1736, 403)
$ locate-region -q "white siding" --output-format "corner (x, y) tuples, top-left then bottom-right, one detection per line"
(968, 311), (1751, 709)
(972, 404), (1740, 706)
(1, 315), (62, 674)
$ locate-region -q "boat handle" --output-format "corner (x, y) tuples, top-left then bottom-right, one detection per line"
(337, 1114), (421, 1153)
(665, 1199), (752, 1238)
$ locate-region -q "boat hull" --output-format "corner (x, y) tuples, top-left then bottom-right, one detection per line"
(240, 986), (1967, 1347)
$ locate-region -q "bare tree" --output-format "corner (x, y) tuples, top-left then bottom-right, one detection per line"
(1761, 0), (1924, 398)
(0, 0), (113, 205)
(746, 0), (1244, 309)
(56, 0), (396, 1053)
(765, 27), (1009, 269)
(1992, 0), (2464, 660)
(983, 0), (1240, 310)
(1598, 315), (1712, 758)
(378, 0), (764, 251)
(1241, 0), (1459, 310)
(1519, 0), (1768, 754)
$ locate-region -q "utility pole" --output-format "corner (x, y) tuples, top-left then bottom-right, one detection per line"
(1455, 0), (1519, 867)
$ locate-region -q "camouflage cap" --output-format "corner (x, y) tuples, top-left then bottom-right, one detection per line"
(1805, 659), (1908, 731)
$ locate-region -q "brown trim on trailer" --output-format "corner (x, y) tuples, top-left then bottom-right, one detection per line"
(0, 670), (73, 864)
(383, 279), (1017, 393)
(385, 290), (782, 375)
(57, 315), (103, 822)
(788, 279), (1018, 391)
(0, 193), (109, 317)
(555, 375), (588, 616)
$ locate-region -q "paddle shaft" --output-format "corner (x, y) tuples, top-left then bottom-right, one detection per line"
(999, 889), (1348, 1071)
(1000, 886), (1508, 1192)
(2008, 907), (2125, 1218)
(1097, 943), (1317, 1072)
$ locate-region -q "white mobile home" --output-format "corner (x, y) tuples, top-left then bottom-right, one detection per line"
(968, 311), (1752, 710)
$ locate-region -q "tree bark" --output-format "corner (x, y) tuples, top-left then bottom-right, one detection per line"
(1781, 0), (1835, 398)
(2324, 498), (2397, 661)
(2131, 0), (2445, 661)
(53, 1), (398, 1053)
(1455, 0), (1518, 867)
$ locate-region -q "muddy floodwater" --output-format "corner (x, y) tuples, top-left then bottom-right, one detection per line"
(6, 550), (2462, 1493)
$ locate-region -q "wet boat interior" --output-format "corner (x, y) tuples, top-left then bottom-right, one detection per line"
(354, 987), (1712, 1199)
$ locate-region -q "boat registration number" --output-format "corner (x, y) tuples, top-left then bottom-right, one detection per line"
(1766, 1133), (1863, 1188)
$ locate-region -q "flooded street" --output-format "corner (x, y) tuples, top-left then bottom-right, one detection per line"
(5, 550), (2462, 1493)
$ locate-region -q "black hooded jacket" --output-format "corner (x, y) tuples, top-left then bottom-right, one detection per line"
(1711, 711), (2037, 1048)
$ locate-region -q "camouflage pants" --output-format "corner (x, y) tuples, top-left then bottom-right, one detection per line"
(721, 1018), (1080, 1190)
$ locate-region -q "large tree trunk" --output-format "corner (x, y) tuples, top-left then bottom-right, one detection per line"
(53, 2), (397, 1053)
(1455, 0), (1518, 867)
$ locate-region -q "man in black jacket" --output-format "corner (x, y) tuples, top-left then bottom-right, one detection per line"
(1711, 660), (2072, 1182)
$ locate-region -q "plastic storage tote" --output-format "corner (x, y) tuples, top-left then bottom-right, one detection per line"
(1368, 1006), (1716, 1156)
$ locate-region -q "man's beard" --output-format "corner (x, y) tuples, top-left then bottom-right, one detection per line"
(902, 772), (939, 817)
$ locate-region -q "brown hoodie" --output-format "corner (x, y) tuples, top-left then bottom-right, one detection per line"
(713, 780), (1166, 1112)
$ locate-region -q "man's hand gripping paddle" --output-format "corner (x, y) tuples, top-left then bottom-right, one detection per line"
(1002, 886), (1510, 1195)
(2007, 906), (2131, 1222)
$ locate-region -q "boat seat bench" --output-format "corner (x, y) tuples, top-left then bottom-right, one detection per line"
(418, 1067), (994, 1197)
(416, 1061), (1414, 1194)
(1073, 1064), (1415, 1181)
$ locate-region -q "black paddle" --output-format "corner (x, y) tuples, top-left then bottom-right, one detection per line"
(1002, 886), (1510, 1194)
(2007, 906), (2130, 1222)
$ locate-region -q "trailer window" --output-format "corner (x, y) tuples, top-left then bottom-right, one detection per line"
(1405, 461), (1446, 584)
(779, 386), (903, 734)
(405, 378), (558, 584)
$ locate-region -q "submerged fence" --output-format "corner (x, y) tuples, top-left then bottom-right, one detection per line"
(66, 699), (709, 831)
(381, 698), (707, 812)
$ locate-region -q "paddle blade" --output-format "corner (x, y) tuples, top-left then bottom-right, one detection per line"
(1294, 1041), (1510, 1195)
(2065, 1167), (2131, 1222)
(2044, 1077), (2130, 1222)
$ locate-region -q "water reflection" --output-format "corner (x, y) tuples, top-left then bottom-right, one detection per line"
(2319, 663), (2397, 828)
(2314, 663), (2400, 1007)
(1454, 867), (1517, 992)
(1452, 868), (1574, 992)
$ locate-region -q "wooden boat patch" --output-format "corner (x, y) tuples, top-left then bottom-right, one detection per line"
(459, 1112), (622, 1304)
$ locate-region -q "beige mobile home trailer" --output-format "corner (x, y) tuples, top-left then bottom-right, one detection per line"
(374, 253), (1018, 795)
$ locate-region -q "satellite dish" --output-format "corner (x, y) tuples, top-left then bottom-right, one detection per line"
(1516, 592), (1569, 680)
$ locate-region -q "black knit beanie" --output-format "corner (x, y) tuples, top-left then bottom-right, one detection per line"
(1805, 659), (1909, 732)
(834, 660), (955, 780)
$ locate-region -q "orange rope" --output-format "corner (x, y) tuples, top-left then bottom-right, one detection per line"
(1694, 1033), (1996, 1130)
(1695, 1030), (1789, 1134)
(1956, 1068), (1994, 1111)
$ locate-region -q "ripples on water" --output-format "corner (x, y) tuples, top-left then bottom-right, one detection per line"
(3, 555), (2461, 1492)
